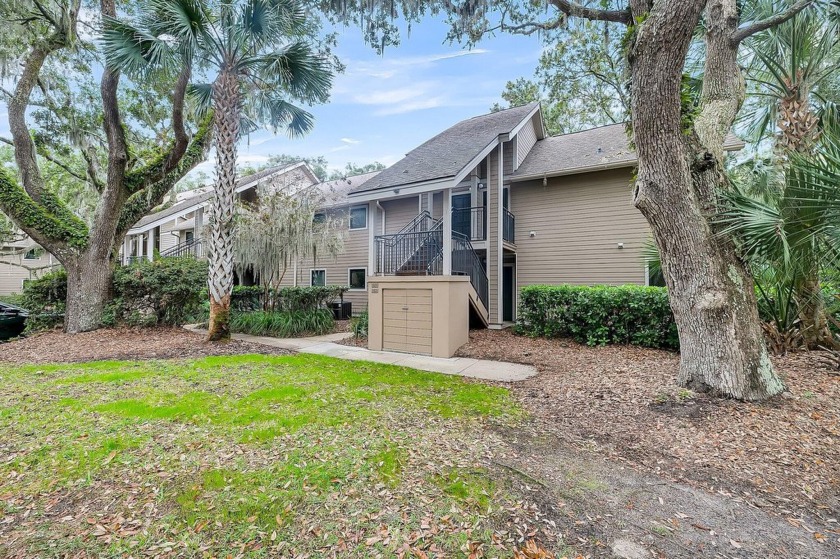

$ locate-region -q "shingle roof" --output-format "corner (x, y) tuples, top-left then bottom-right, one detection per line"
(511, 123), (745, 181)
(131, 162), (311, 230)
(306, 171), (381, 208)
(352, 102), (539, 194)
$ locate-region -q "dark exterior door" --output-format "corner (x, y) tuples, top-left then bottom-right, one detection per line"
(503, 265), (515, 322)
(452, 193), (471, 238)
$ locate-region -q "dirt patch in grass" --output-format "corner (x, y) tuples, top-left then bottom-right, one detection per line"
(0, 327), (288, 364)
(457, 329), (840, 543)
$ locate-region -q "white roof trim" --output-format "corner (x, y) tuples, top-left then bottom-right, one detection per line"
(127, 162), (313, 235)
(452, 137), (501, 186)
(347, 177), (454, 203)
(508, 160), (636, 183)
(507, 103), (543, 140)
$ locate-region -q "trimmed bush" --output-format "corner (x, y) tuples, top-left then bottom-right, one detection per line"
(230, 309), (334, 337)
(231, 285), (348, 312)
(111, 258), (207, 326)
(20, 269), (67, 330)
(21, 259), (207, 330)
(232, 285), (263, 312)
(517, 284), (679, 350)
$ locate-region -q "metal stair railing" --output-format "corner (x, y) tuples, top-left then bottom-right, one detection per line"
(451, 231), (488, 309)
(160, 238), (203, 258)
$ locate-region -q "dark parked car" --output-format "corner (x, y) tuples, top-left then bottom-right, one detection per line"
(0, 301), (28, 340)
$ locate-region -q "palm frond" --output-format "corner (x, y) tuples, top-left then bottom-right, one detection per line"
(100, 16), (177, 78)
(250, 42), (332, 104)
(248, 94), (314, 137)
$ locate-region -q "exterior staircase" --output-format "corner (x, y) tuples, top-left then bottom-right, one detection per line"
(160, 238), (203, 259)
(375, 211), (489, 325)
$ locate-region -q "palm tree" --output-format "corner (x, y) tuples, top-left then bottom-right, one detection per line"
(740, 0), (840, 152)
(103, 0), (333, 340)
(720, 131), (840, 350)
(733, 0), (840, 347)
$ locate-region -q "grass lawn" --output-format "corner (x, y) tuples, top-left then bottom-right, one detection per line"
(0, 354), (552, 558)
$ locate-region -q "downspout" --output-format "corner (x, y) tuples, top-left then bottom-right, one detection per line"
(376, 201), (385, 234)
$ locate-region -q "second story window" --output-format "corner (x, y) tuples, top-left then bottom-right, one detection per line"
(23, 248), (43, 260)
(349, 206), (367, 230)
(313, 212), (326, 224)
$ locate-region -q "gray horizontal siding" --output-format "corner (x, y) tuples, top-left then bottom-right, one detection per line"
(382, 196), (419, 234)
(278, 206), (370, 313)
(512, 168), (649, 287)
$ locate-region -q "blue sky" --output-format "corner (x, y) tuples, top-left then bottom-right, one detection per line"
(227, 16), (544, 175)
(0, 15), (544, 179)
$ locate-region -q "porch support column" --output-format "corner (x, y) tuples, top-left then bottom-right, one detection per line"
(146, 228), (155, 262)
(442, 190), (452, 275)
(123, 236), (131, 265)
(496, 144), (504, 324)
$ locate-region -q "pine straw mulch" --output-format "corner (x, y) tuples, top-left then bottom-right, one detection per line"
(456, 329), (840, 532)
(0, 327), (289, 364)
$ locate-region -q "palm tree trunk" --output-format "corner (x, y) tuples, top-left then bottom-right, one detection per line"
(207, 68), (240, 341)
(798, 269), (834, 349)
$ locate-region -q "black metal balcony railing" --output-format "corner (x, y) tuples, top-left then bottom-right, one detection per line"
(374, 220), (443, 276)
(451, 231), (488, 308)
(503, 208), (515, 244)
(451, 206), (486, 241)
(161, 238), (203, 259)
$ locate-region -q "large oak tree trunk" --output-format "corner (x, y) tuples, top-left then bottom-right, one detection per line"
(64, 256), (112, 333)
(628, 0), (785, 400)
(206, 69), (240, 342)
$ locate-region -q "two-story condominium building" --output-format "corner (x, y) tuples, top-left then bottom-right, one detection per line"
(284, 102), (743, 337)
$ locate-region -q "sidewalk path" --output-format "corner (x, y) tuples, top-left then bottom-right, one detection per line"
(185, 327), (537, 382)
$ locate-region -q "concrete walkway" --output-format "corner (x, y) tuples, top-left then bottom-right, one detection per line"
(186, 327), (537, 382)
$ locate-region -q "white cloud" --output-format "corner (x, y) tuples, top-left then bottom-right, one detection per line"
(340, 137), (360, 145)
(374, 96), (446, 116)
(327, 145), (351, 153)
(329, 47), (495, 117)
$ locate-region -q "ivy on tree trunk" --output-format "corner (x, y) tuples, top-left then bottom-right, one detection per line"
(0, 0), (213, 333)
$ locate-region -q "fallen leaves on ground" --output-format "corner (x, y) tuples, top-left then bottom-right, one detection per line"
(457, 329), (840, 527)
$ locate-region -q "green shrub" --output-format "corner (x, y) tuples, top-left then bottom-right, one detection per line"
(21, 269), (67, 330)
(350, 310), (368, 338)
(112, 258), (207, 326)
(517, 284), (679, 350)
(232, 285), (263, 311)
(229, 309), (334, 337)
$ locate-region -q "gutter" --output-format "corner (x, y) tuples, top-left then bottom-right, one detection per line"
(508, 160), (636, 183)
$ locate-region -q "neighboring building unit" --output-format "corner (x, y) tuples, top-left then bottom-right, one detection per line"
(122, 161), (319, 265)
(0, 237), (60, 296)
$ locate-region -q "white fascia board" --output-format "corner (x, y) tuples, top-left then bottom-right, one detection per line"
(346, 178), (454, 203)
(128, 202), (209, 235)
(452, 137), (501, 186)
(507, 160), (637, 183)
(507, 103), (542, 140)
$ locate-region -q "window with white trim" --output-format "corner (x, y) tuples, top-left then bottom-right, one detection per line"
(348, 268), (366, 290)
(349, 206), (367, 230)
(310, 269), (326, 287)
(23, 248), (43, 260)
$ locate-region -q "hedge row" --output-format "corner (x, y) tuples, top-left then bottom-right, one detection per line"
(231, 285), (348, 312)
(517, 284), (679, 350)
(22, 258), (208, 329)
(22, 260), (349, 330)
